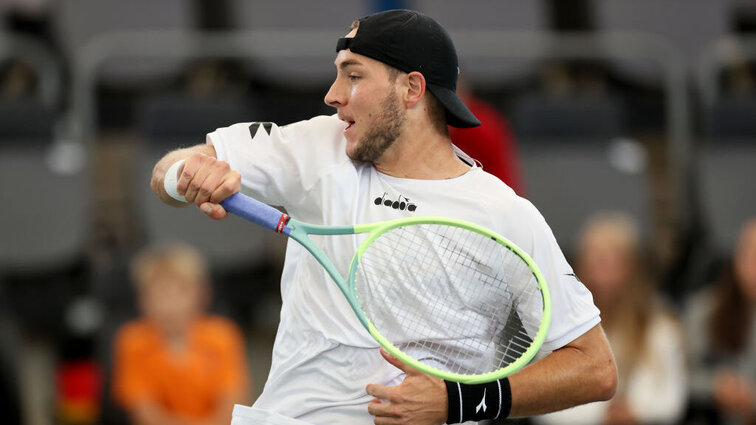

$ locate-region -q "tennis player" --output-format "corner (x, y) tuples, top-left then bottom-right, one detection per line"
(151, 9), (617, 425)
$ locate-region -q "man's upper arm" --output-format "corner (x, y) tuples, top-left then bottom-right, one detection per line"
(206, 116), (348, 212)
(555, 324), (617, 400)
(560, 324), (611, 357)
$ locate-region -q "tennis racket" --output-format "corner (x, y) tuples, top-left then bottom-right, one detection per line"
(164, 160), (551, 384)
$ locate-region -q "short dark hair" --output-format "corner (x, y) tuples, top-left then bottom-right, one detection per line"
(427, 92), (448, 134)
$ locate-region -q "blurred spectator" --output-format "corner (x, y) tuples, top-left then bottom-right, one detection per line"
(726, 1), (756, 97)
(112, 242), (250, 425)
(449, 77), (524, 195)
(1, 0), (65, 103)
(535, 212), (687, 425)
(684, 218), (756, 425)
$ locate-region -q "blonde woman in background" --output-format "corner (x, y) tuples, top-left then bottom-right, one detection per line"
(685, 218), (756, 425)
(536, 212), (687, 425)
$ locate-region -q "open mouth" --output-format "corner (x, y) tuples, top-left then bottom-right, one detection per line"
(339, 114), (356, 134)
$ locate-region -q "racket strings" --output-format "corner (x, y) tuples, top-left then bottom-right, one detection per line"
(356, 224), (544, 376)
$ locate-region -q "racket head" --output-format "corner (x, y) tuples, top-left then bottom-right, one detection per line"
(349, 217), (551, 384)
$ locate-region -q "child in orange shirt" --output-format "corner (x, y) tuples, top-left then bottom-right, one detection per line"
(112, 243), (250, 425)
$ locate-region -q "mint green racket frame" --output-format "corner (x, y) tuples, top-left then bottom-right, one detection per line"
(284, 215), (552, 384)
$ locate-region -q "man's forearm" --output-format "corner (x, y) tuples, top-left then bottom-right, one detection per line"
(508, 324), (617, 418)
(150, 144), (217, 206)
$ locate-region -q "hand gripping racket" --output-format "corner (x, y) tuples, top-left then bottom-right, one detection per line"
(165, 160), (551, 384)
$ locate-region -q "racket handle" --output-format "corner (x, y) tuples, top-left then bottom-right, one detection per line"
(220, 193), (290, 234)
(163, 160), (290, 234)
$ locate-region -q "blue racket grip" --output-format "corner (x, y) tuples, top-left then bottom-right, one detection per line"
(220, 192), (291, 235)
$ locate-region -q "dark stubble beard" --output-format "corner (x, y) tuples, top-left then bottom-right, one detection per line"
(348, 90), (405, 163)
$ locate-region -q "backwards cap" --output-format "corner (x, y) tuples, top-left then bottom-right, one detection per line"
(336, 9), (480, 128)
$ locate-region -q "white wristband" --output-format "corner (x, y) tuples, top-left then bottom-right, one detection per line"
(164, 159), (188, 203)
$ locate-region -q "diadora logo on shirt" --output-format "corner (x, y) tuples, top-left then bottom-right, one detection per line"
(373, 192), (417, 212)
(248, 122), (273, 137)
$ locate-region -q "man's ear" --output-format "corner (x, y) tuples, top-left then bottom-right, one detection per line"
(405, 71), (427, 108)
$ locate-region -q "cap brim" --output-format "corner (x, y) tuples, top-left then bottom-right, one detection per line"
(427, 83), (481, 128)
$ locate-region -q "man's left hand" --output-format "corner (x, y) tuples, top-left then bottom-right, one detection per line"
(366, 347), (448, 425)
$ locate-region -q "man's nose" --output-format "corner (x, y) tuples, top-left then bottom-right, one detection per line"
(324, 79), (345, 108)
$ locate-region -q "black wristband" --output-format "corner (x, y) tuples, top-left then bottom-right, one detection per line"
(445, 378), (512, 423)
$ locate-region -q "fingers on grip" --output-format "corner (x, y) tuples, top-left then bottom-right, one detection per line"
(168, 154), (240, 205)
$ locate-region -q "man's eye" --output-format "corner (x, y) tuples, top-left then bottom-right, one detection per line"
(348, 75), (361, 81)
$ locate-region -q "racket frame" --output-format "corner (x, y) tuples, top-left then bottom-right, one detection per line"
(287, 214), (552, 384)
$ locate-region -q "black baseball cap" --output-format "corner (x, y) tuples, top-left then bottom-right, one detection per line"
(336, 9), (481, 128)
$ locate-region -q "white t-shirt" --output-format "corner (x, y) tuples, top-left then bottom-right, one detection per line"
(208, 115), (601, 424)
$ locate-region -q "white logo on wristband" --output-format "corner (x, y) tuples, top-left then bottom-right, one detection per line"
(476, 388), (487, 413)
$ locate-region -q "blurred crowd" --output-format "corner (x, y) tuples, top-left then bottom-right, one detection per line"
(0, 1), (755, 425)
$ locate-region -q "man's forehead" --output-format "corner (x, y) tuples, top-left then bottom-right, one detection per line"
(333, 48), (371, 69)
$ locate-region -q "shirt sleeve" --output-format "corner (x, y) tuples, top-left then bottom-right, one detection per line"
(206, 114), (347, 214)
(517, 199), (601, 353)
